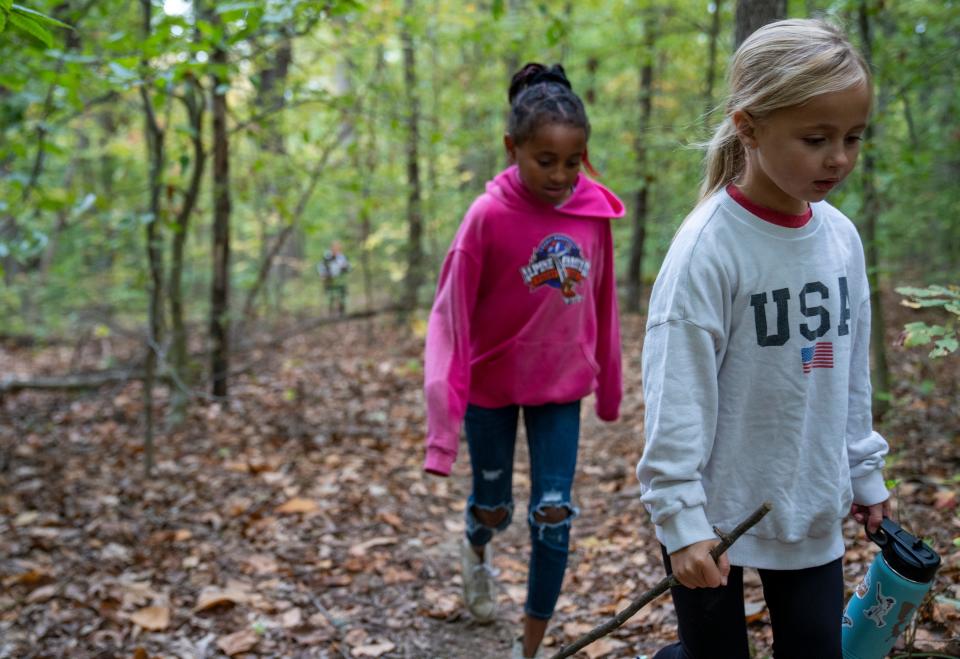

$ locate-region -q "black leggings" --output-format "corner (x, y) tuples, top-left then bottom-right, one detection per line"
(653, 546), (843, 659)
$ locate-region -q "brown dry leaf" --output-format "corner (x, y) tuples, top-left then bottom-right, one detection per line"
(562, 621), (592, 639)
(504, 584), (527, 605)
(26, 584), (57, 604)
(130, 605), (170, 631)
(343, 556), (367, 573)
(194, 586), (248, 612)
(132, 648), (149, 659)
(348, 536), (397, 557)
(351, 641), (396, 657)
(217, 629), (259, 656)
(583, 638), (625, 658)
(281, 607), (303, 628)
(628, 602), (669, 629)
(247, 458), (276, 474)
(420, 586), (459, 619)
(745, 600), (766, 624)
(3, 568), (53, 588)
(344, 628), (369, 645)
(932, 596), (960, 624)
(496, 556), (528, 584)
(308, 611), (336, 630)
(378, 511), (403, 529)
(933, 489), (958, 510)
(226, 497), (252, 517)
(620, 600), (656, 626)
(12, 511), (40, 526)
(244, 553), (278, 575)
(323, 574), (353, 588)
(275, 497), (319, 514)
(115, 579), (160, 609)
(294, 629), (335, 646)
(379, 566), (416, 585)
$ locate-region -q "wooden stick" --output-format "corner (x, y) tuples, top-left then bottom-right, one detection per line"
(548, 502), (772, 659)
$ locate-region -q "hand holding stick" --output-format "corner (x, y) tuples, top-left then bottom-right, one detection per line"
(548, 502), (772, 659)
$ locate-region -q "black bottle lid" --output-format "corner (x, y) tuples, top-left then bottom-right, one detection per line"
(868, 517), (941, 584)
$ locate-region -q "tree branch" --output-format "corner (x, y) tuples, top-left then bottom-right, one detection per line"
(548, 502), (773, 659)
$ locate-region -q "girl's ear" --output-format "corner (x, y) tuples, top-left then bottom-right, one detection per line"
(732, 110), (757, 149)
(504, 133), (517, 164)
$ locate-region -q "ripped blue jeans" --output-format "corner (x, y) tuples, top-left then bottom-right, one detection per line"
(464, 400), (581, 620)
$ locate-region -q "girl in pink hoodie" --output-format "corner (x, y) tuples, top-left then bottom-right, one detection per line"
(423, 63), (625, 658)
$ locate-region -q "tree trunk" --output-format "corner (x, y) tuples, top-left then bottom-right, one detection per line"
(168, 73), (206, 425)
(703, 0), (723, 128)
(255, 34), (298, 307)
(734, 0), (786, 49)
(360, 46), (385, 316)
(139, 0), (166, 476)
(207, 7), (232, 399)
(857, 0), (890, 416)
(401, 0), (424, 312)
(624, 12), (655, 314)
(425, 4), (441, 275)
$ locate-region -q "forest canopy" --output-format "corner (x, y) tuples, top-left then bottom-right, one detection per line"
(1, 0), (958, 361)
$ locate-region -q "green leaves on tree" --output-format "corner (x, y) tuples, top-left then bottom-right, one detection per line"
(0, 3), (72, 47)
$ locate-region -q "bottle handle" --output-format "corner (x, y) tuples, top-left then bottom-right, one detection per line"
(865, 515), (891, 547)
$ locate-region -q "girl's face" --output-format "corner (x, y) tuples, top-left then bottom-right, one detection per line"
(505, 123), (587, 206)
(734, 84), (871, 215)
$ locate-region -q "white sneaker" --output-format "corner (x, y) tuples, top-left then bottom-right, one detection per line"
(511, 638), (541, 659)
(460, 538), (498, 623)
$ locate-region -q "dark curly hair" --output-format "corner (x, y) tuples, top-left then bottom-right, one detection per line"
(507, 63), (594, 175)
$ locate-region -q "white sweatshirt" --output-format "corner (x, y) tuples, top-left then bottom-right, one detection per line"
(636, 189), (889, 570)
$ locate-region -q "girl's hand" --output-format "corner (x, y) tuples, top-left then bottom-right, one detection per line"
(850, 499), (892, 534)
(669, 539), (730, 589)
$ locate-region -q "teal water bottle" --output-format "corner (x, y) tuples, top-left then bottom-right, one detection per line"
(842, 518), (941, 659)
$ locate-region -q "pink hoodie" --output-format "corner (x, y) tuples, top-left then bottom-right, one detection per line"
(423, 166), (625, 476)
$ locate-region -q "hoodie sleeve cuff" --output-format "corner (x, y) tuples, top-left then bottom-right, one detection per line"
(595, 396), (619, 422)
(852, 470), (889, 506)
(595, 391), (620, 421)
(424, 445), (456, 477)
(659, 505), (717, 555)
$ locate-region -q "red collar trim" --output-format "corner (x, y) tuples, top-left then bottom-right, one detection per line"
(726, 184), (812, 228)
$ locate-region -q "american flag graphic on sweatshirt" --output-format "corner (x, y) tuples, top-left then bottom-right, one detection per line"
(801, 342), (834, 373)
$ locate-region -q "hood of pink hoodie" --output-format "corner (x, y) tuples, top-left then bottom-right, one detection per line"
(488, 165), (626, 220)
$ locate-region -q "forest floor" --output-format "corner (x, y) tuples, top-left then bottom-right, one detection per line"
(1, 299), (959, 659)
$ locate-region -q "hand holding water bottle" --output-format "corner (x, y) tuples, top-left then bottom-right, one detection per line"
(850, 499), (892, 534)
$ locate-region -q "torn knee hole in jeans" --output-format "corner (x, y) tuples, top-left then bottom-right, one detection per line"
(531, 496), (579, 532)
(470, 502), (511, 530)
(533, 504), (573, 525)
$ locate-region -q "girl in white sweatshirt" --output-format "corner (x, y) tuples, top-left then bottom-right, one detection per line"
(637, 19), (890, 659)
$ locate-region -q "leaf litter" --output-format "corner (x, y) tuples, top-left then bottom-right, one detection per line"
(0, 306), (957, 658)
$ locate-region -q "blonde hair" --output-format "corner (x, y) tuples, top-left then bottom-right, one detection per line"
(700, 18), (871, 201)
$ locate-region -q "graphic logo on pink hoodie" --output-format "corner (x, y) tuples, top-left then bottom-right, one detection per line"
(519, 233), (591, 304)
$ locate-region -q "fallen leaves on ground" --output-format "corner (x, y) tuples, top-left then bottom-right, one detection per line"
(0, 303), (957, 658)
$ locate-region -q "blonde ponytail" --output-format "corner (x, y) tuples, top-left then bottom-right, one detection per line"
(699, 118), (745, 202)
